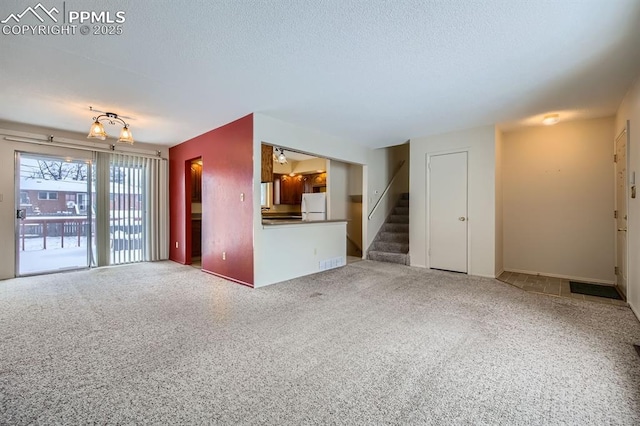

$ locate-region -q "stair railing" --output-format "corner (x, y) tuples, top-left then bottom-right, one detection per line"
(368, 160), (406, 221)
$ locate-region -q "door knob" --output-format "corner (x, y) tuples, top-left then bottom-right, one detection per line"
(618, 228), (627, 232)
(458, 217), (466, 221)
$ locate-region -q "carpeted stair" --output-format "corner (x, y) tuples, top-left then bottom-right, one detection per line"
(368, 193), (409, 265)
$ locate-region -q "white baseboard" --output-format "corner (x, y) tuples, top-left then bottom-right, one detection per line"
(630, 302), (640, 324)
(495, 268), (505, 279)
(503, 268), (615, 285)
(474, 273), (499, 279)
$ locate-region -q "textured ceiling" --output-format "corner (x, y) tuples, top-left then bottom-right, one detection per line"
(1, 0), (639, 148)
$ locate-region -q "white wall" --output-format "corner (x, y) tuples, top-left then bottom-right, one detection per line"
(363, 147), (390, 248)
(410, 125), (497, 278)
(349, 163), (363, 196)
(502, 117), (615, 283)
(257, 222), (347, 287)
(273, 161), (293, 174)
(348, 163), (364, 254)
(365, 143), (409, 250)
(255, 114), (370, 165)
(495, 128), (504, 276)
(0, 121), (169, 280)
(616, 75), (640, 318)
(253, 114), (383, 286)
(391, 143), (410, 192)
(327, 159), (349, 220)
(292, 158), (326, 174)
(253, 113), (405, 250)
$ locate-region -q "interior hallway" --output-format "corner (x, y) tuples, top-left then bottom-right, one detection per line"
(498, 271), (628, 307)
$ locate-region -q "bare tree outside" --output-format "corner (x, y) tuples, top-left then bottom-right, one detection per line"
(25, 160), (88, 181)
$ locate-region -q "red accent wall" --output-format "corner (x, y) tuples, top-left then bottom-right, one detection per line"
(169, 114), (254, 286)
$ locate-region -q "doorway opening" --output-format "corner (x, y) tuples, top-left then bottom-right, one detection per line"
(346, 163), (364, 258)
(614, 125), (628, 298)
(189, 158), (203, 265)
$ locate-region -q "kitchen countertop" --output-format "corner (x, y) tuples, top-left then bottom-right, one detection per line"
(192, 213), (344, 225)
(262, 219), (347, 226)
(261, 214), (302, 220)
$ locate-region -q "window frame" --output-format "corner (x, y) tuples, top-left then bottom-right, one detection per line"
(37, 191), (58, 200)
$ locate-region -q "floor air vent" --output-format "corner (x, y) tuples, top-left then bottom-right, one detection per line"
(569, 281), (623, 300)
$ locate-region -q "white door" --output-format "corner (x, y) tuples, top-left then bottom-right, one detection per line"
(77, 193), (88, 214)
(615, 129), (628, 297)
(428, 152), (468, 273)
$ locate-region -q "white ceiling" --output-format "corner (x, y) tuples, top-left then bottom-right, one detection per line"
(1, 0), (639, 148)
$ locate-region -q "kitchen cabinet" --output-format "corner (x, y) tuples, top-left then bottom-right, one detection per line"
(261, 144), (274, 183)
(192, 219), (202, 257)
(191, 162), (202, 202)
(276, 174), (304, 205)
(303, 173), (327, 193)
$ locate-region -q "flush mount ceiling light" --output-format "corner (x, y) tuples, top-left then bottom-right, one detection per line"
(87, 107), (134, 144)
(542, 114), (560, 126)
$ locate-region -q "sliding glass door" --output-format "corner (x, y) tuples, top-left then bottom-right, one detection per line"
(92, 152), (168, 267)
(108, 154), (145, 264)
(14, 148), (167, 277)
(15, 153), (92, 276)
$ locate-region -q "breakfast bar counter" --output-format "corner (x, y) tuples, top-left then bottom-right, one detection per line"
(261, 219), (347, 226)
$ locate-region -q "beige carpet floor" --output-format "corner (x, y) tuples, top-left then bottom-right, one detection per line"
(1, 260), (639, 424)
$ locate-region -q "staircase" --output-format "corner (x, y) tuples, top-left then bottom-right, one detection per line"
(367, 193), (409, 265)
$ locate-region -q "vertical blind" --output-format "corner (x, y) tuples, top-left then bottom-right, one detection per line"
(93, 152), (168, 266)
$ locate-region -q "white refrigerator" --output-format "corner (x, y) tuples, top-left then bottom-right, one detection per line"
(301, 193), (326, 221)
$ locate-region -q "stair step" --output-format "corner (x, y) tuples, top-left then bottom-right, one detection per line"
(371, 241), (409, 253)
(393, 206), (409, 215)
(368, 250), (408, 265)
(382, 223), (408, 233)
(388, 214), (409, 224)
(378, 232), (409, 243)
(370, 192), (410, 265)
